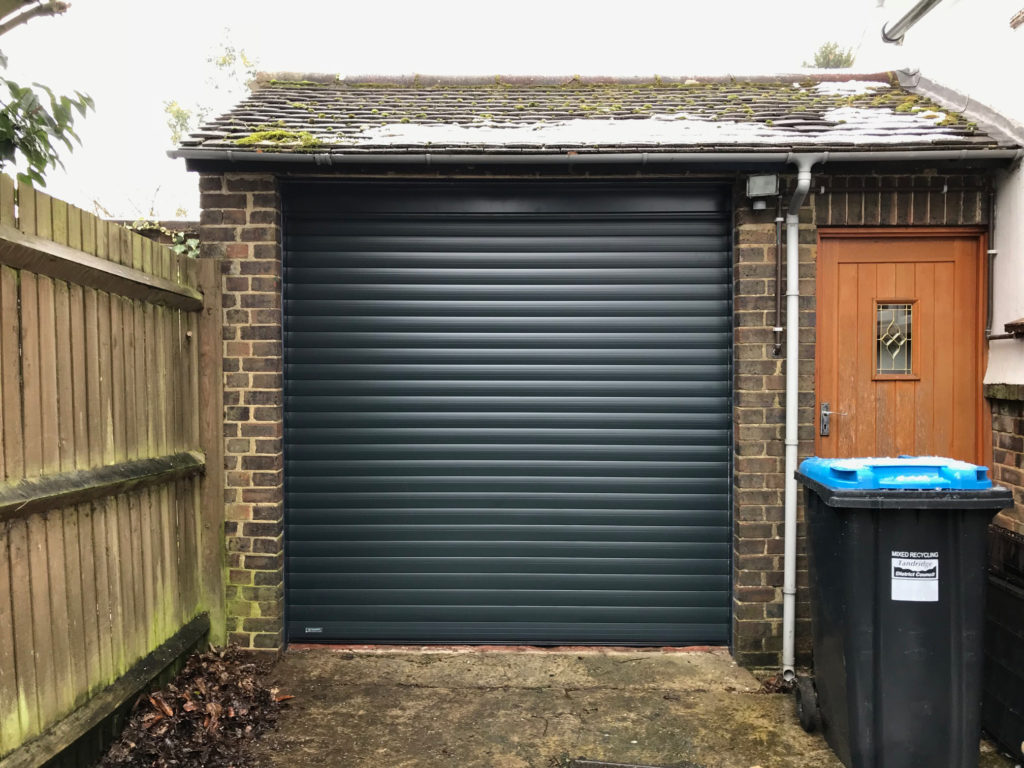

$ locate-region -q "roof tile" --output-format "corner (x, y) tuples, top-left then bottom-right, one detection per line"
(177, 73), (1009, 155)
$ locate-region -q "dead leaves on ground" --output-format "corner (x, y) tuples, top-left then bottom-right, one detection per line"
(103, 646), (291, 768)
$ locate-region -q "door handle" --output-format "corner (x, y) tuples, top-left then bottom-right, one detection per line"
(820, 402), (847, 437)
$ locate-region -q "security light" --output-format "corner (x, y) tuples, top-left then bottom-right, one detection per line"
(747, 174), (779, 210)
(747, 174), (779, 198)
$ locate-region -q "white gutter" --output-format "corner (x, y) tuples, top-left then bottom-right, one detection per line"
(781, 154), (823, 680)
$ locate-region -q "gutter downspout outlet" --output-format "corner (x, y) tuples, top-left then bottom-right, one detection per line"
(781, 154), (824, 681)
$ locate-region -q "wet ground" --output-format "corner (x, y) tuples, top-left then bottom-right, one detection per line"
(252, 647), (1016, 768)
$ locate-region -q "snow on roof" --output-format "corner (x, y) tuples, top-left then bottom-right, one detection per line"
(812, 80), (891, 95)
(349, 110), (964, 147)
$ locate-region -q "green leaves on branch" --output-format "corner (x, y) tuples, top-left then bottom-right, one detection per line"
(803, 42), (855, 69)
(164, 34), (258, 148)
(172, 231), (200, 259)
(130, 219), (200, 259)
(164, 99), (200, 146)
(0, 55), (93, 186)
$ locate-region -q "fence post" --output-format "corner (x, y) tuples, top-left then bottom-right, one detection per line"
(197, 258), (225, 644)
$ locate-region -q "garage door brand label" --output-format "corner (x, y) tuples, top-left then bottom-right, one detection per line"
(891, 550), (939, 602)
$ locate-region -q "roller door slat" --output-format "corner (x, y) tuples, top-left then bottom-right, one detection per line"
(287, 572), (730, 590)
(285, 251), (730, 268)
(287, 315), (728, 332)
(286, 299), (731, 317)
(286, 444), (730, 461)
(285, 380), (731, 397)
(285, 621), (730, 644)
(286, 523), (730, 542)
(288, 555), (729, 575)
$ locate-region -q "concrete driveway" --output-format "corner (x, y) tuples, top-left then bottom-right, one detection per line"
(253, 647), (1014, 768)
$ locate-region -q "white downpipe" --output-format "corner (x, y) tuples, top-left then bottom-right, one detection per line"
(781, 154), (823, 680)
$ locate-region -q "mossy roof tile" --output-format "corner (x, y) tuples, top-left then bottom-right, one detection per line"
(176, 73), (1012, 154)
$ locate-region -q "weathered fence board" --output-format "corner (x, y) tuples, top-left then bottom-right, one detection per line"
(0, 178), (224, 765)
(0, 531), (16, 754)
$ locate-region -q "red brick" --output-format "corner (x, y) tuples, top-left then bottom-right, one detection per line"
(225, 175), (276, 192)
(224, 406), (250, 422)
(242, 488), (283, 503)
(241, 422), (282, 437)
(251, 341), (282, 357)
(252, 632), (283, 649)
(255, 438), (283, 454)
(254, 570), (283, 586)
(241, 520), (282, 537)
(200, 192), (247, 209)
(251, 373), (283, 389)
(244, 390), (282, 406)
(240, 227), (277, 243)
(737, 586), (778, 605)
(242, 617), (281, 633)
(249, 209), (280, 225)
(241, 293), (278, 309)
(250, 310), (281, 325)
(252, 470), (283, 486)
(252, 244), (280, 259)
(242, 357), (280, 373)
(252, 537), (284, 554)
(242, 454), (282, 470)
(241, 260), (280, 276)
(240, 325), (280, 341)
(250, 277), (280, 292)
(202, 226), (240, 242)
(199, 175), (224, 192)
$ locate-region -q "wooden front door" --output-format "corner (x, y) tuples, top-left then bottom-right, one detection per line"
(815, 228), (988, 462)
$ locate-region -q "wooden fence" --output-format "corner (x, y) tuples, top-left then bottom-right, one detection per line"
(0, 177), (224, 766)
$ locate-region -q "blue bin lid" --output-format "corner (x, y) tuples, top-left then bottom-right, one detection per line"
(798, 456), (994, 490)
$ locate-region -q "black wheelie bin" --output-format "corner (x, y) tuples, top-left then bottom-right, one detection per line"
(795, 456), (1013, 768)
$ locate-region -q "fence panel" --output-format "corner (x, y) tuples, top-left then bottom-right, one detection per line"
(0, 178), (222, 765)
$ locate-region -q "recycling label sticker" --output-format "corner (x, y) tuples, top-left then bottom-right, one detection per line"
(891, 551), (939, 602)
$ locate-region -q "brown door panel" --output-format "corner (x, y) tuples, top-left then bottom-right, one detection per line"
(815, 228), (987, 463)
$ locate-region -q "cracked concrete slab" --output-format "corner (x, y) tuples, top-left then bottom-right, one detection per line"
(252, 648), (1015, 768)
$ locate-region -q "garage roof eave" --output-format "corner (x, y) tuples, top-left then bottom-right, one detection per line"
(170, 146), (1024, 174)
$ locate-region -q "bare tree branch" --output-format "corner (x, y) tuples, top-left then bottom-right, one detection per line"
(0, 1), (33, 23)
(0, 1), (70, 38)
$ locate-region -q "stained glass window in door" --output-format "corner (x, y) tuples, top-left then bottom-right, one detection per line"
(877, 303), (912, 375)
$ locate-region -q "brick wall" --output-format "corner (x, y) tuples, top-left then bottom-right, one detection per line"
(199, 173), (285, 651)
(987, 386), (1024, 536)
(731, 172), (991, 668)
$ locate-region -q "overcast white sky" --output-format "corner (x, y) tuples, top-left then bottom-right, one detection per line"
(0, 0), (1019, 220)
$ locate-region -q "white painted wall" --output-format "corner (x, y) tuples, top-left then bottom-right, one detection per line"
(869, 1), (1024, 384)
(987, 169), (1024, 385)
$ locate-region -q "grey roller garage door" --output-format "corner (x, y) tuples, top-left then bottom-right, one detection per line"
(284, 182), (732, 645)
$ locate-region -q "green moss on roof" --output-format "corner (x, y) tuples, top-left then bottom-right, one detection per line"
(268, 79), (332, 88)
(234, 129), (320, 147)
(339, 81), (407, 89)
